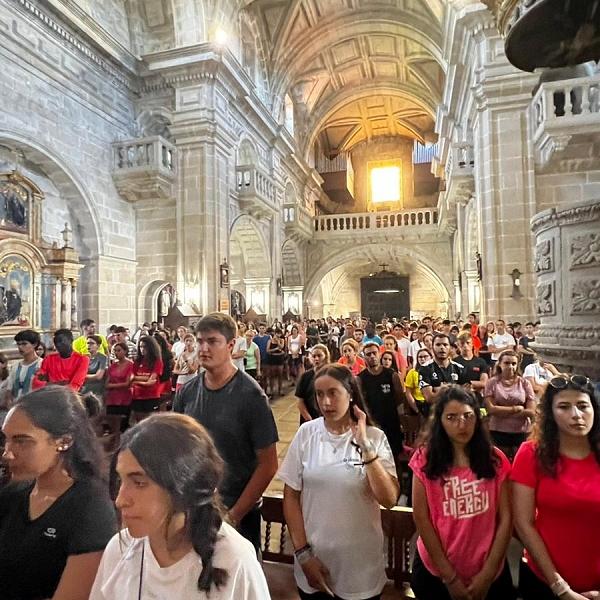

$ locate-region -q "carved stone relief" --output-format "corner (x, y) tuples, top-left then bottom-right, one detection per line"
(571, 278), (600, 314)
(534, 238), (553, 273)
(536, 281), (555, 316)
(570, 234), (600, 269)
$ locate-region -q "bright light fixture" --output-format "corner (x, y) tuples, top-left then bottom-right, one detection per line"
(371, 166), (401, 203)
(374, 289), (400, 294)
(215, 28), (228, 46)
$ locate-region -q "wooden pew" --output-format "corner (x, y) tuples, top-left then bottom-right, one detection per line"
(260, 493), (417, 598)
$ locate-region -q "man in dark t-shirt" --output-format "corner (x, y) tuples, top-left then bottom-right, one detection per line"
(174, 313), (279, 550)
(518, 322), (536, 371)
(358, 342), (404, 458)
(454, 332), (489, 408)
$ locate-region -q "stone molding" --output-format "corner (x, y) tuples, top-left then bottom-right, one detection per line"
(531, 200), (600, 235)
(537, 324), (600, 345)
(9, 0), (136, 89)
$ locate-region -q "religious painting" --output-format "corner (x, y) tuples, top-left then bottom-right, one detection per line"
(0, 179), (29, 234)
(0, 255), (31, 327)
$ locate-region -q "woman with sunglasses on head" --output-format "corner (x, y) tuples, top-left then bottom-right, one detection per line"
(512, 375), (600, 600)
(484, 350), (536, 462)
(0, 387), (116, 600)
(89, 413), (270, 599)
(405, 348), (433, 416)
(410, 385), (515, 600)
(279, 364), (399, 600)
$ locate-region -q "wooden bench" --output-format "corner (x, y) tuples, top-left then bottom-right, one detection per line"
(260, 494), (417, 598)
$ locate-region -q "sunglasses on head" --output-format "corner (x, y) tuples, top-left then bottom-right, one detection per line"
(549, 375), (591, 391)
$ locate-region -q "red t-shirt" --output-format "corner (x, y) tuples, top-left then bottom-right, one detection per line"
(32, 352), (90, 392)
(511, 441), (600, 592)
(105, 360), (134, 406)
(339, 355), (366, 375)
(132, 359), (163, 400)
(410, 446), (511, 583)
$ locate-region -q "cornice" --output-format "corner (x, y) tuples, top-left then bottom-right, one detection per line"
(531, 200), (600, 235)
(11, 0), (139, 89)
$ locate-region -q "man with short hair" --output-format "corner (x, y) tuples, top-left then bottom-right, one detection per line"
(338, 322), (355, 350)
(363, 325), (383, 346)
(305, 319), (319, 348)
(5, 329), (42, 404)
(454, 333), (489, 404)
(392, 323), (410, 361)
(408, 324), (427, 367)
(518, 321), (536, 371)
(33, 329), (89, 391)
(174, 313), (279, 551)
(110, 326), (138, 362)
(359, 342), (405, 459)
(253, 322), (271, 391)
(418, 333), (469, 416)
(488, 319), (516, 364)
(422, 316), (433, 332)
(73, 318), (109, 355)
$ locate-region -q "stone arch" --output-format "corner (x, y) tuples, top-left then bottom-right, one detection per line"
(282, 239), (303, 286)
(0, 130), (103, 258)
(229, 215), (271, 280)
(137, 278), (170, 325)
(305, 243), (452, 311)
(284, 181), (296, 204)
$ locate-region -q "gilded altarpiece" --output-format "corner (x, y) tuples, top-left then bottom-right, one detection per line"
(0, 172), (83, 354)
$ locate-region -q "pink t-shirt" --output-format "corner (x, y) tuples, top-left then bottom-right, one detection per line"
(484, 376), (535, 433)
(409, 447), (511, 583)
(511, 441), (600, 592)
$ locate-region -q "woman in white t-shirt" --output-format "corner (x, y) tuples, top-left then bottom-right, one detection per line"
(172, 334), (200, 391)
(279, 364), (399, 600)
(89, 413), (270, 600)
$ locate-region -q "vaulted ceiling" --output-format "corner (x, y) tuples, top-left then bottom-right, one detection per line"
(246, 0), (446, 156)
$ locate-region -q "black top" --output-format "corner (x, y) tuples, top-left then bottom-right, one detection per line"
(418, 360), (468, 390)
(0, 479), (116, 600)
(295, 368), (320, 423)
(173, 371), (279, 507)
(519, 335), (535, 370)
(358, 368), (403, 456)
(454, 356), (489, 383)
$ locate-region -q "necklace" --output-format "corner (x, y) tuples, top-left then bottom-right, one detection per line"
(322, 425), (350, 454)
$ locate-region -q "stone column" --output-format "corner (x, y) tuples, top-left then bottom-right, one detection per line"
(531, 200), (600, 379)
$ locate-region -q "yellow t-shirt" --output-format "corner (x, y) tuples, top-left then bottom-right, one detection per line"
(405, 368), (425, 403)
(73, 334), (109, 356)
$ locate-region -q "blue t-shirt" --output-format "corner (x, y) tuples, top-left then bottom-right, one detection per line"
(363, 335), (383, 346)
(253, 334), (271, 360)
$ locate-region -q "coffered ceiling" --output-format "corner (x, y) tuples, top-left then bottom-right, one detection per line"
(246, 0), (446, 155)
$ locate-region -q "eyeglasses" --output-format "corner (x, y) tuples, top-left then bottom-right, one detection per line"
(444, 412), (475, 425)
(549, 375), (591, 391)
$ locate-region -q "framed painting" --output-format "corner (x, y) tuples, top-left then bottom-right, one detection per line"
(0, 179), (29, 235)
(0, 255), (32, 327)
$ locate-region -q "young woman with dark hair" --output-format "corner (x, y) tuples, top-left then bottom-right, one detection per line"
(410, 385), (515, 600)
(0, 387), (116, 600)
(512, 376), (600, 600)
(266, 329), (285, 398)
(484, 350), (536, 461)
(381, 350), (399, 372)
(105, 342), (134, 430)
(131, 336), (164, 424)
(153, 331), (175, 400)
(280, 364), (399, 600)
(295, 343), (330, 425)
(89, 413), (270, 599)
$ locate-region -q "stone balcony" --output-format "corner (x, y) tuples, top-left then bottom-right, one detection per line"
(236, 165), (279, 220)
(444, 142), (475, 205)
(283, 202), (313, 242)
(313, 208), (439, 241)
(530, 75), (600, 166)
(112, 136), (178, 202)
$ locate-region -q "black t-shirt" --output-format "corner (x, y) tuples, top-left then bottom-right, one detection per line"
(173, 371), (279, 507)
(454, 356), (489, 383)
(519, 335), (535, 370)
(295, 368), (320, 423)
(0, 479), (116, 600)
(418, 360), (468, 390)
(358, 368), (403, 456)
(305, 326), (319, 348)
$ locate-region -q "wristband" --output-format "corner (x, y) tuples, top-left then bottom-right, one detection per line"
(550, 577), (571, 597)
(363, 455), (379, 465)
(294, 545), (314, 566)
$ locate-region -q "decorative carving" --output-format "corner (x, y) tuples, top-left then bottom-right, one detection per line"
(536, 281), (555, 316)
(571, 234), (600, 269)
(531, 202), (600, 234)
(571, 278), (600, 314)
(536, 324), (600, 344)
(534, 239), (553, 273)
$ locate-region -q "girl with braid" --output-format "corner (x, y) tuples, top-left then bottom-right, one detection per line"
(89, 413), (270, 599)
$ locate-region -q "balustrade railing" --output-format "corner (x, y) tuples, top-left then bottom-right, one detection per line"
(314, 208), (438, 234)
(114, 137), (176, 174)
(236, 166), (278, 205)
(531, 75), (600, 138)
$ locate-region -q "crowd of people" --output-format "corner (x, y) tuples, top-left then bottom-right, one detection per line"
(0, 312), (598, 600)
